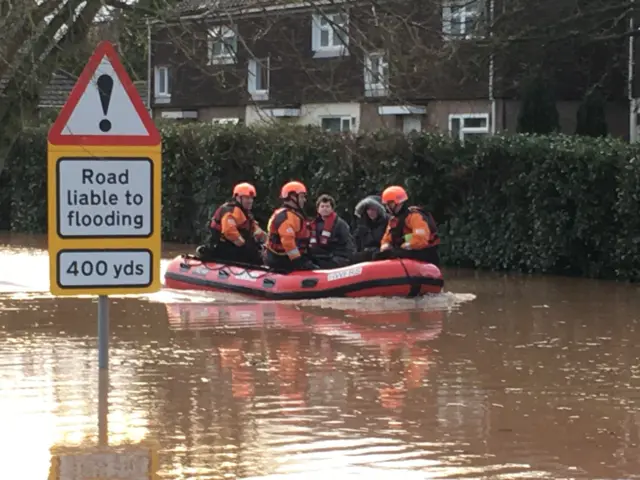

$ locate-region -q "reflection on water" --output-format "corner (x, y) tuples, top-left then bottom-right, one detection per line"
(2, 234), (640, 479)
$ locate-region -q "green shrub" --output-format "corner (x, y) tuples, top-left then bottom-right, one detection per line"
(2, 123), (639, 281)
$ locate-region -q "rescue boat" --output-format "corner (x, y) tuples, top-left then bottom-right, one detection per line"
(163, 254), (444, 300)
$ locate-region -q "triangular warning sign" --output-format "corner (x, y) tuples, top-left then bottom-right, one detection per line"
(48, 41), (161, 146)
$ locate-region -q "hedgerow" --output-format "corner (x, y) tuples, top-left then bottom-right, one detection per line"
(2, 123), (639, 280)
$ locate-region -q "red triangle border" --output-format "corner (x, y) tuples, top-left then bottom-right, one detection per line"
(48, 41), (161, 146)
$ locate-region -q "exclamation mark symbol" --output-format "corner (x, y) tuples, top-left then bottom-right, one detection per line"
(97, 74), (113, 132)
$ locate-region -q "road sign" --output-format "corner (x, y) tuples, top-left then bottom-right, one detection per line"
(47, 41), (162, 297)
(49, 442), (160, 480)
(48, 43), (160, 146)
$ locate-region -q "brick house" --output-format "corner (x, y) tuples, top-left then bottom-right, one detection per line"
(149, 0), (634, 140)
(1, 70), (148, 120)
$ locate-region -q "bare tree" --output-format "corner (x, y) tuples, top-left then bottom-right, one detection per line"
(0, 0), (633, 175)
(0, 0), (180, 175)
(146, 0), (632, 129)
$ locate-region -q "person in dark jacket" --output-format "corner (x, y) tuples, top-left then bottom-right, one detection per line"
(308, 194), (355, 269)
(352, 195), (388, 263)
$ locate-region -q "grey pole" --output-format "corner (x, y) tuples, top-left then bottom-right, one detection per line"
(98, 369), (109, 447)
(98, 295), (109, 369)
(98, 295), (109, 446)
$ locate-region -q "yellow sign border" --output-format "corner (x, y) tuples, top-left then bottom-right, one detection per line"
(47, 144), (162, 296)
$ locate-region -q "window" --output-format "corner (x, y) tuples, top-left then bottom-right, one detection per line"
(154, 66), (170, 98)
(208, 26), (237, 65)
(248, 57), (269, 100)
(364, 52), (388, 97)
(212, 118), (240, 125)
(442, 0), (484, 39)
(449, 113), (490, 141)
(312, 12), (349, 57)
(403, 116), (422, 134)
(321, 116), (354, 133)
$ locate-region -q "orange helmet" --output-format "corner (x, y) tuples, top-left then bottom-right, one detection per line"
(382, 185), (408, 204)
(233, 182), (256, 197)
(280, 181), (307, 199)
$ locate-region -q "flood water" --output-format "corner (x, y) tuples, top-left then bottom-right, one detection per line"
(2, 233), (640, 479)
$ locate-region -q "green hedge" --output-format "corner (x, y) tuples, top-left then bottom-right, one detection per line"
(2, 123), (640, 281)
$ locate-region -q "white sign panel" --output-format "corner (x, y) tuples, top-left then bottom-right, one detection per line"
(56, 158), (153, 237)
(57, 250), (152, 288)
(58, 451), (150, 480)
(60, 57), (152, 137)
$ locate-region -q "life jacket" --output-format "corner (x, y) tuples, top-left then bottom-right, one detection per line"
(209, 200), (255, 243)
(389, 205), (440, 248)
(266, 206), (311, 255)
(309, 212), (337, 247)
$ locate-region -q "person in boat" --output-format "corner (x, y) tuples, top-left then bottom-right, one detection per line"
(351, 194), (388, 263)
(264, 181), (319, 271)
(373, 185), (441, 266)
(196, 182), (267, 265)
(308, 194), (355, 269)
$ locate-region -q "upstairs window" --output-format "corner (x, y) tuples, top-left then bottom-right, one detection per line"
(248, 57), (270, 101)
(312, 12), (349, 58)
(154, 66), (170, 102)
(364, 52), (388, 97)
(442, 0), (485, 39)
(208, 26), (237, 65)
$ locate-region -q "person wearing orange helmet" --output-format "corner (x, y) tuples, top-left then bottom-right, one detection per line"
(264, 181), (318, 271)
(196, 182), (267, 265)
(374, 185), (440, 266)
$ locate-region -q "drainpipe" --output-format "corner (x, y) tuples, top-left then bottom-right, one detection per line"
(146, 18), (153, 117)
(488, 0), (496, 134)
(629, 5), (637, 142)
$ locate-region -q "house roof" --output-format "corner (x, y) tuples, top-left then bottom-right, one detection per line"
(0, 70), (149, 109)
(177, 0), (268, 15)
(174, 0), (329, 17)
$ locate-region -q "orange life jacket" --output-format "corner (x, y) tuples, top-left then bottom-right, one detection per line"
(209, 201), (255, 243)
(309, 212), (337, 247)
(266, 207), (311, 255)
(389, 205), (440, 248)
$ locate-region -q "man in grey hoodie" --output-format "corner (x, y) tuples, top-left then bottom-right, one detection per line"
(352, 195), (388, 263)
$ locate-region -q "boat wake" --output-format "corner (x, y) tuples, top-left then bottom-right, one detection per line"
(0, 247), (476, 312)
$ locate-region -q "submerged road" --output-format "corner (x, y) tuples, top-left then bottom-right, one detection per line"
(1, 233), (639, 479)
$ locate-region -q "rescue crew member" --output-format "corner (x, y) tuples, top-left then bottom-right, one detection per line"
(196, 182), (266, 265)
(352, 194), (388, 263)
(264, 181), (318, 271)
(308, 194), (355, 269)
(373, 185), (440, 266)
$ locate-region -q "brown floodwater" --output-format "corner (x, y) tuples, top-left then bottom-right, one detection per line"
(1, 233), (640, 479)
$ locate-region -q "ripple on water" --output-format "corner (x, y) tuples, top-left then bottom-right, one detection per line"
(3, 239), (640, 479)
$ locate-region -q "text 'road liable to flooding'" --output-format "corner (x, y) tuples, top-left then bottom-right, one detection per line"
(56, 158), (153, 237)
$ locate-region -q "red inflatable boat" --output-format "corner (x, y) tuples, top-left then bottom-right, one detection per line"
(163, 255), (444, 299)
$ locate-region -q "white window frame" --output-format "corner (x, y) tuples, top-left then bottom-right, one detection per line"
(154, 66), (170, 99)
(311, 12), (349, 58)
(442, 0), (484, 40)
(321, 116), (355, 133)
(207, 26), (237, 65)
(364, 51), (389, 97)
(211, 118), (240, 125)
(448, 113), (490, 141)
(248, 57), (270, 101)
